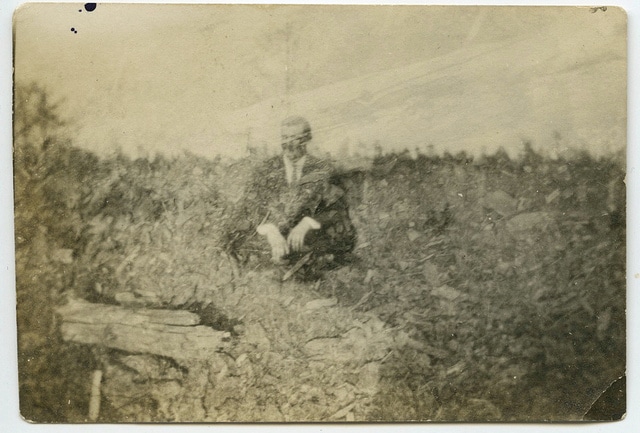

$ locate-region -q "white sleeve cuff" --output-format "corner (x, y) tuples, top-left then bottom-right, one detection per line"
(257, 223), (278, 236)
(302, 216), (321, 230)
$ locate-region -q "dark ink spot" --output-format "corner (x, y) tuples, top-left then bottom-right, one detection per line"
(70, 27), (77, 34)
(590, 6), (608, 13)
(84, 3), (97, 12)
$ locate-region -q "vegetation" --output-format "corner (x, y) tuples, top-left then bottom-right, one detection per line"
(14, 84), (625, 421)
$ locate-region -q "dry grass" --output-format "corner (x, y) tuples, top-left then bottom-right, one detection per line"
(14, 86), (625, 421)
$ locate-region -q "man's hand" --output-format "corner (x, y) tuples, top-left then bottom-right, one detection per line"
(257, 223), (289, 261)
(287, 217), (321, 252)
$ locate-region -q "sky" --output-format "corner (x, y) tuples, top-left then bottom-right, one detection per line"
(13, 4), (626, 160)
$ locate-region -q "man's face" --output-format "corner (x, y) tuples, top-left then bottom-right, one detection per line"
(281, 123), (309, 162)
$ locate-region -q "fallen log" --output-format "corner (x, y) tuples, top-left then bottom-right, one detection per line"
(56, 298), (231, 361)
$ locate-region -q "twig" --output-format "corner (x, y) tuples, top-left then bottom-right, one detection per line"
(417, 253), (436, 263)
(224, 252), (241, 280)
(329, 401), (356, 421)
(349, 290), (373, 311)
(282, 252), (313, 282)
(259, 210), (271, 226)
(379, 349), (394, 364)
(88, 369), (103, 421)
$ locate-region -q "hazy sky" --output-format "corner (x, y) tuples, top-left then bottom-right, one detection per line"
(13, 4), (626, 159)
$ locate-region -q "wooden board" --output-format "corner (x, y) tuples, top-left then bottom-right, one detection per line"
(56, 299), (231, 361)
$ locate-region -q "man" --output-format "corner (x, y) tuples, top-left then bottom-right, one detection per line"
(226, 116), (356, 274)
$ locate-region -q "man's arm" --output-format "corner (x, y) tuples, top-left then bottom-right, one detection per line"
(286, 216), (321, 252)
(282, 166), (347, 252)
(256, 222), (289, 261)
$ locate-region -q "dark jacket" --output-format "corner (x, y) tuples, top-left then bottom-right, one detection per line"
(226, 155), (356, 262)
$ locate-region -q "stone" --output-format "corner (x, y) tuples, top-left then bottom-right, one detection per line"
(431, 285), (463, 301)
(505, 212), (551, 232)
(304, 297), (338, 310)
(482, 190), (517, 217)
(407, 229), (423, 242)
(357, 362), (380, 395)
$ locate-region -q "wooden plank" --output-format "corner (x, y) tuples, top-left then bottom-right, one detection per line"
(56, 299), (231, 361)
(56, 298), (201, 326)
(60, 322), (230, 360)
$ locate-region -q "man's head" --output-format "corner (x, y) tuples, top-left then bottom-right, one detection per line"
(281, 116), (312, 162)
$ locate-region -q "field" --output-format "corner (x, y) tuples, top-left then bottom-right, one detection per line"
(14, 85), (625, 422)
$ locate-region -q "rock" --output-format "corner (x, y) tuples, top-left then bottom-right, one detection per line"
(482, 190), (517, 217)
(495, 260), (512, 275)
(329, 402), (357, 421)
(505, 212), (551, 232)
(363, 269), (377, 284)
(354, 241), (370, 251)
(308, 361), (327, 371)
(431, 285), (463, 301)
(304, 337), (351, 363)
(304, 326), (387, 364)
(119, 354), (183, 381)
(464, 398), (502, 420)
(52, 248), (74, 264)
(446, 360), (466, 376)
(357, 362), (380, 394)
(362, 315), (386, 335)
(235, 353), (249, 366)
(397, 260), (411, 270)
(244, 322), (271, 351)
(133, 289), (160, 303)
(304, 297), (338, 310)
(114, 291), (138, 305)
(333, 384), (355, 404)
(545, 189), (561, 204)
(423, 261), (440, 284)
(407, 229), (423, 242)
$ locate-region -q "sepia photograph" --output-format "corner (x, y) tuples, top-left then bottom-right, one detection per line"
(11, 2), (627, 423)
